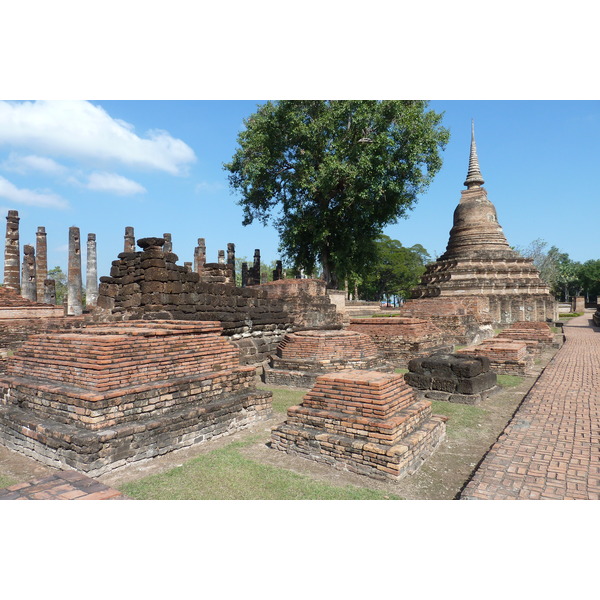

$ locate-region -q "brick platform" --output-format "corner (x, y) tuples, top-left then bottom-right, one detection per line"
(264, 329), (391, 388)
(456, 339), (533, 376)
(0, 471), (127, 500)
(496, 321), (555, 351)
(271, 370), (446, 480)
(347, 317), (452, 366)
(461, 314), (600, 500)
(0, 321), (272, 476)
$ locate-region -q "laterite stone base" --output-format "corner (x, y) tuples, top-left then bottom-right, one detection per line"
(271, 370), (446, 480)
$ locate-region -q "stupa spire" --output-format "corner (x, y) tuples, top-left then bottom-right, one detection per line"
(464, 120), (485, 189)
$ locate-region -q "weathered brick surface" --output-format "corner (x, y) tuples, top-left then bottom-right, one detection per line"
(456, 339), (533, 376)
(461, 314), (600, 500)
(271, 370), (446, 480)
(347, 317), (452, 366)
(0, 320), (273, 476)
(396, 298), (494, 346)
(0, 470), (127, 500)
(265, 330), (392, 387)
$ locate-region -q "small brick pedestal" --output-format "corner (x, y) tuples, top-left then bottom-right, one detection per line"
(0, 321), (272, 476)
(264, 329), (391, 388)
(496, 321), (555, 350)
(347, 317), (452, 366)
(456, 339), (533, 376)
(271, 370), (446, 480)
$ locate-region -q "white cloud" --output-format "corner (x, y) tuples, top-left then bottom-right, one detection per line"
(0, 152), (67, 175)
(85, 171), (146, 196)
(0, 100), (197, 175)
(0, 176), (68, 209)
(195, 180), (225, 194)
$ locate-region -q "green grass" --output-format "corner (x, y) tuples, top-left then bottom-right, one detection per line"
(260, 386), (306, 414)
(394, 368), (408, 374)
(559, 312), (583, 318)
(0, 475), (17, 489)
(430, 401), (486, 441)
(118, 437), (401, 500)
(496, 374), (524, 388)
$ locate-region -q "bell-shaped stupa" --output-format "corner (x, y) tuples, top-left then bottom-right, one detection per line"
(410, 122), (557, 326)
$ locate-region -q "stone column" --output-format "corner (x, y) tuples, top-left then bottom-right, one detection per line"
(44, 279), (56, 305)
(86, 233), (98, 307)
(124, 226), (135, 253)
(184, 261), (192, 271)
(67, 226), (83, 316)
(4, 210), (20, 293)
(227, 243), (236, 285)
(163, 233), (172, 253)
(241, 262), (248, 287)
(35, 226), (48, 301)
(21, 245), (37, 301)
(273, 260), (283, 281)
(194, 238), (206, 274)
(218, 249), (225, 264)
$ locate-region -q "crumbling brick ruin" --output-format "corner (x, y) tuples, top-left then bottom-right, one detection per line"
(271, 370), (446, 480)
(456, 339), (533, 376)
(404, 353), (497, 405)
(0, 321), (273, 476)
(408, 122), (557, 329)
(94, 236), (342, 366)
(347, 317), (452, 367)
(264, 329), (390, 388)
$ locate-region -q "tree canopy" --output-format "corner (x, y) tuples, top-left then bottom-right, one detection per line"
(355, 235), (430, 302)
(224, 100), (449, 288)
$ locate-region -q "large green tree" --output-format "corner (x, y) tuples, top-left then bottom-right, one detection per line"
(224, 100), (449, 288)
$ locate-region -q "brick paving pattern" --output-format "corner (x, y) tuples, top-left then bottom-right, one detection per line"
(461, 314), (600, 500)
(0, 470), (128, 500)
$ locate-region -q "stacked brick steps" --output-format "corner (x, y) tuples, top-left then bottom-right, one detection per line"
(347, 317), (453, 367)
(0, 321), (272, 476)
(264, 330), (391, 388)
(456, 339), (533, 376)
(271, 370), (446, 480)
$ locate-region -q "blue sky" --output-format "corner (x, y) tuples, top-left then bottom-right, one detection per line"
(0, 100), (598, 281)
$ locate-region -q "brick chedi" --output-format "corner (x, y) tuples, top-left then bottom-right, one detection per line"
(410, 122), (556, 327)
(0, 321), (273, 476)
(347, 317), (452, 367)
(264, 329), (390, 388)
(271, 370), (446, 480)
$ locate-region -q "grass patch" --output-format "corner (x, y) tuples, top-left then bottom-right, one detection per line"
(454, 345), (467, 351)
(394, 368), (408, 374)
(261, 386), (306, 414)
(430, 401), (486, 441)
(118, 437), (401, 500)
(559, 312), (583, 318)
(496, 374), (524, 388)
(0, 475), (17, 489)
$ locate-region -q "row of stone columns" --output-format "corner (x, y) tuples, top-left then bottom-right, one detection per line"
(2, 210), (98, 314)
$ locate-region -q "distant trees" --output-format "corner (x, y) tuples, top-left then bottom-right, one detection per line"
(519, 239), (600, 301)
(47, 266), (67, 304)
(352, 235), (430, 303)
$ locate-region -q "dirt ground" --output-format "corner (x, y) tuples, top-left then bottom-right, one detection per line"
(0, 347), (558, 500)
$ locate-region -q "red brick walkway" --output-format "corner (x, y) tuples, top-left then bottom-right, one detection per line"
(0, 470), (128, 500)
(461, 313), (600, 500)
